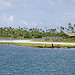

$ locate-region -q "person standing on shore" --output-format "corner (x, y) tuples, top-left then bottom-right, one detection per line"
(52, 43), (54, 48)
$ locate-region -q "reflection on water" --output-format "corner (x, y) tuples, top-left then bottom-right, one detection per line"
(0, 44), (75, 75)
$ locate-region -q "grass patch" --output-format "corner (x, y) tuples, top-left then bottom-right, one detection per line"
(32, 38), (75, 43)
(0, 42), (75, 48)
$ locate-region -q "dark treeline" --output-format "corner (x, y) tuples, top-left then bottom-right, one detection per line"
(0, 23), (75, 38)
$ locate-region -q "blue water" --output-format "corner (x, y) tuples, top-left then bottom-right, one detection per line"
(0, 44), (75, 75)
(0, 37), (63, 39)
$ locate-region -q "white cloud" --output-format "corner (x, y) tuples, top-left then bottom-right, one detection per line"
(20, 20), (43, 28)
(65, 11), (75, 15)
(64, 11), (75, 21)
(36, 0), (65, 6)
(1, 15), (14, 25)
(9, 15), (14, 22)
(21, 20), (28, 25)
(38, 22), (43, 25)
(32, 21), (43, 26)
(62, 11), (75, 25)
(32, 22), (37, 26)
(0, 0), (27, 11)
(44, 0), (54, 6)
(36, 0), (54, 6)
(0, 14), (43, 28)
(0, 0), (14, 10)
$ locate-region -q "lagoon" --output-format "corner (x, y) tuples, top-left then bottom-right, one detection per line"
(0, 37), (63, 40)
(0, 44), (75, 75)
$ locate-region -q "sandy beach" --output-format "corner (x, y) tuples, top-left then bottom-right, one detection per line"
(0, 40), (75, 45)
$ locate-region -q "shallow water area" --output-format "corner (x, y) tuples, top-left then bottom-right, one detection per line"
(0, 44), (75, 75)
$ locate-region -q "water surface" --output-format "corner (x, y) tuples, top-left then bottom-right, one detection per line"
(0, 37), (63, 39)
(0, 44), (75, 75)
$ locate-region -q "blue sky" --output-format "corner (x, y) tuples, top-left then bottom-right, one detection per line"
(0, 0), (75, 29)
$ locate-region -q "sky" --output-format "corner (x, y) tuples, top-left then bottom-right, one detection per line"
(0, 0), (75, 29)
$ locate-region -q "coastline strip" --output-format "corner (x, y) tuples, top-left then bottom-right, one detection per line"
(0, 40), (75, 45)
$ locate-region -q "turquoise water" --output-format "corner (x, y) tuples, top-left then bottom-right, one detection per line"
(0, 44), (75, 75)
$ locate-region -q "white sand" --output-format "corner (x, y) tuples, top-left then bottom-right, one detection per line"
(0, 40), (75, 45)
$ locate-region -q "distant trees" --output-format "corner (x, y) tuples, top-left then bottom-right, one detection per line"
(68, 23), (74, 32)
(0, 23), (75, 38)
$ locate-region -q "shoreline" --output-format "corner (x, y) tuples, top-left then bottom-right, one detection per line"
(0, 40), (75, 48)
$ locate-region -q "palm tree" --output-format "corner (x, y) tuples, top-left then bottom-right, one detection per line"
(74, 24), (75, 32)
(60, 26), (64, 32)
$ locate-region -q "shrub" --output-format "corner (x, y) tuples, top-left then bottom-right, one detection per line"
(34, 33), (42, 38)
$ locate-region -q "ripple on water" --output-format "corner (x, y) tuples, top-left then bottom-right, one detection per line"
(0, 44), (75, 75)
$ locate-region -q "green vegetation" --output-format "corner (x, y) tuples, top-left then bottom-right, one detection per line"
(32, 38), (75, 43)
(0, 23), (75, 38)
(0, 23), (75, 48)
(0, 42), (75, 48)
